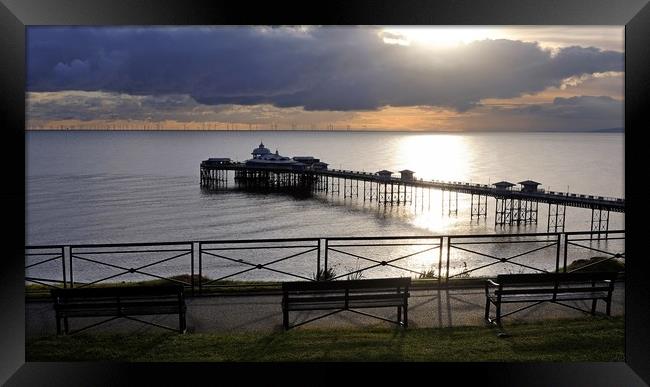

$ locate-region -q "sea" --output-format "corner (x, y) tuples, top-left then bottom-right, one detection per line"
(25, 130), (625, 283)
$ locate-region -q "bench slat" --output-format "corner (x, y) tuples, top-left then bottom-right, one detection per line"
(287, 292), (405, 303)
(489, 292), (609, 303)
(494, 286), (611, 296)
(52, 285), (184, 297)
(288, 301), (407, 311)
(494, 272), (617, 284)
(283, 277), (411, 291)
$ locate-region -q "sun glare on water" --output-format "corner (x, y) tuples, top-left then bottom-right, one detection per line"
(395, 135), (470, 181)
(394, 135), (471, 233)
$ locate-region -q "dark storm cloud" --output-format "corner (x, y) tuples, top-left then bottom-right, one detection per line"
(27, 92), (213, 121)
(27, 27), (623, 112)
(548, 95), (623, 120)
(484, 95), (623, 130)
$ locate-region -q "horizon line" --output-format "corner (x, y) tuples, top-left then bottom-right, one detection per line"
(25, 128), (624, 133)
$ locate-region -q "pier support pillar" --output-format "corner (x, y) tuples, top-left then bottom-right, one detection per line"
(470, 194), (488, 219)
(547, 203), (566, 232)
(523, 200), (538, 224)
(495, 197), (519, 226)
(495, 197), (507, 226)
(441, 190), (458, 216)
(590, 207), (610, 240)
(448, 190), (458, 216)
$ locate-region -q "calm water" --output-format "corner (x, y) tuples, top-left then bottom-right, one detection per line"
(25, 130), (625, 282)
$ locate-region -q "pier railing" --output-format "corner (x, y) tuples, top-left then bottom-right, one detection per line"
(202, 163), (624, 209)
(25, 230), (625, 294)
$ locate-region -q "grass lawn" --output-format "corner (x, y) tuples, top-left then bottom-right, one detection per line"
(26, 316), (624, 362)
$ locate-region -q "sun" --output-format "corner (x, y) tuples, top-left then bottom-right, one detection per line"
(382, 27), (502, 47)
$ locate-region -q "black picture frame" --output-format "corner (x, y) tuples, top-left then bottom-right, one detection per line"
(1, 0), (648, 385)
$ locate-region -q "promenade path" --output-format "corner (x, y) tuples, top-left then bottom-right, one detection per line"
(26, 282), (624, 336)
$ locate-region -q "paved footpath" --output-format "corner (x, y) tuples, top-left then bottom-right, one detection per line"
(26, 282), (624, 336)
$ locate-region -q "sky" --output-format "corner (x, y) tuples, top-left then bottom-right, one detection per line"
(26, 26), (624, 131)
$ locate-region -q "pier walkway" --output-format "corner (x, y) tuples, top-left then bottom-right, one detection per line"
(201, 162), (624, 212)
(201, 161), (624, 234)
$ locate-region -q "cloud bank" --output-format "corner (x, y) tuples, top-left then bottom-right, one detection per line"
(27, 27), (623, 113)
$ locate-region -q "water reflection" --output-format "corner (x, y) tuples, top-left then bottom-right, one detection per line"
(395, 134), (470, 181)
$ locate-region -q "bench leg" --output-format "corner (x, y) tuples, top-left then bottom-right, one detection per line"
(397, 306), (402, 325)
(495, 302), (501, 326)
(403, 303), (408, 328)
(179, 312), (186, 333)
(485, 297), (491, 321)
(591, 299), (597, 315)
(283, 308), (289, 330)
(606, 297), (612, 316)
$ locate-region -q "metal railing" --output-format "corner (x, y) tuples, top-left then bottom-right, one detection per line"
(25, 230), (625, 294)
(324, 236), (444, 281)
(25, 245), (66, 289)
(447, 233), (562, 279)
(563, 230), (625, 274)
(198, 238), (320, 292)
(68, 242), (194, 290)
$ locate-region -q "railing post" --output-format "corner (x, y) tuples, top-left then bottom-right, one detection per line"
(198, 242), (203, 295)
(555, 233), (562, 273)
(438, 236), (443, 285)
(317, 239), (321, 281)
(190, 242), (195, 296)
(563, 233), (569, 273)
(324, 239), (329, 279)
(61, 246), (67, 289)
(446, 236), (451, 283)
(68, 246), (74, 288)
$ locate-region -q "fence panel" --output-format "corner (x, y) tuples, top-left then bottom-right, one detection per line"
(67, 242), (194, 290)
(25, 245), (66, 293)
(325, 236), (444, 281)
(198, 238), (321, 292)
(447, 233), (562, 280)
(563, 230), (625, 274)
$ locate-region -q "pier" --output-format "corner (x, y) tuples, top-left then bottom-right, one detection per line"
(200, 144), (624, 238)
(201, 161), (623, 236)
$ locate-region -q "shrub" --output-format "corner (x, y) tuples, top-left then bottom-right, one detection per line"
(564, 256), (625, 273)
(313, 266), (337, 281)
(418, 266), (437, 279)
(346, 270), (364, 280)
(345, 258), (365, 280)
(455, 262), (471, 278)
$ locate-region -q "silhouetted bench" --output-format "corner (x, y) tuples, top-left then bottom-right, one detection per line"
(51, 285), (187, 335)
(281, 277), (410, 330)
(485, 272), (617, 326)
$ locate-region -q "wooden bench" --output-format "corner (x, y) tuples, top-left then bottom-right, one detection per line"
(484, 272), (617, 326)
(51, 285), (187, 335)
(281, 277), (410, 330)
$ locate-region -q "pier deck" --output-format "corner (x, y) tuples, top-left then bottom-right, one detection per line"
(200, 161), (624, 212)
(200, 160), (622, 236)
